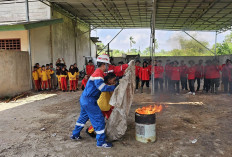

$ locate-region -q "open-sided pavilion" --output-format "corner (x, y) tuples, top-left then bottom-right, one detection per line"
(44, 0), (232, 93)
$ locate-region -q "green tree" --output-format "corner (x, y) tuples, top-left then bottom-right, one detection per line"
(129, 36), (136, 49)
(178, 36), (209, 54)
(141, 39), (158, 56)
(213, 43), (232, 55)
(224, 32), (232, 43)
(128, 48), (139, 55)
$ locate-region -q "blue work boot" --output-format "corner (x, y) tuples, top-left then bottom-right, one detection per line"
(97, 142), (113, 148)
(70, 135), (82, 141)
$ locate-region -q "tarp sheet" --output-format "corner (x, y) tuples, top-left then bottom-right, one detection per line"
(106, 60), (135, 141)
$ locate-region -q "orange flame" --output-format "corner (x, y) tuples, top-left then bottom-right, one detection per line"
(135, 105), (163, 115)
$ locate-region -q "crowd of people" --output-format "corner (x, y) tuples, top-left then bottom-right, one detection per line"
(135, 58), (232, 95)
(32, 58), (89, 92)
(31, 55), (232, 148)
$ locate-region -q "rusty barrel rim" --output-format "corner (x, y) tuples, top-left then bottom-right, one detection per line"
(135, 112), (156, 124)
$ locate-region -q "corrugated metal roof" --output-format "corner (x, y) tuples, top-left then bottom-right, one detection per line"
(48, 0), (232, 31)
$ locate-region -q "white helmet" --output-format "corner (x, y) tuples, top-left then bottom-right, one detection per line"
(97, 54), (110, 64)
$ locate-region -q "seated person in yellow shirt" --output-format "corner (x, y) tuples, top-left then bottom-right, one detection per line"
(86, 73), (117, 138)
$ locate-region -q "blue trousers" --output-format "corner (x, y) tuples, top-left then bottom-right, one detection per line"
(72, 96), (106, 145)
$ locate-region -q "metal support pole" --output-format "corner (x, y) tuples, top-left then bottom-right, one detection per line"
(25, 0), (33, 89)
(214, 31), (218, 57)
(151, 0), (157, 95)
(107, 43), (110, 56)
(183, 31), (215, 55)
(98, 29), (123, 54)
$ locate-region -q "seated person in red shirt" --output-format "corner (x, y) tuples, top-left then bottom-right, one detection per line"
(187, 60), (196, 95)
(154, 60), (164, 92)
(86, 60), (95, 76)
(139, 61), (150, 93)
(170, 61), (180, 94)
(80, 75), (89, 90)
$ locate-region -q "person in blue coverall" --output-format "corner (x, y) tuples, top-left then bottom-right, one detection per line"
(71, 54), (116, 148)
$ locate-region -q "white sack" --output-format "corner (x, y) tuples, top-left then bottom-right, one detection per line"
(106, 60), (135, 141)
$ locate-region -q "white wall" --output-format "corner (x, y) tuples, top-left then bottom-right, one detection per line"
(30, 26), (51, 66)
(0, 50), (30, 97)
(29, 10), (93, 70)
(91, 40), (97, 58)
(0, 0), (50, 22)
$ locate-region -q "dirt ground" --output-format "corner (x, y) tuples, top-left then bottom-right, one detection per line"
(0, 89), (232, 157)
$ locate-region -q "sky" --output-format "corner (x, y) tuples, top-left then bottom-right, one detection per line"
(91, 29), (231, 53)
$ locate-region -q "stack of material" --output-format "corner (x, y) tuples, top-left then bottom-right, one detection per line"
(106, 60), (135, 141)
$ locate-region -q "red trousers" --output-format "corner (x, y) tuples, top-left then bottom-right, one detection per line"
(39, 78), (42, 89)
(41, 81), (48, 90)
(34, 80), (40, 90)
(61, 77), (67, 91)
(102, 107), (113, 119)
(48, 79), (51, 89)
(70, 80), (76, 90)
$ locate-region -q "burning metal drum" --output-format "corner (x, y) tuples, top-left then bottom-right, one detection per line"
(135, 112), (156, 143)
(135, 105), (162, 143)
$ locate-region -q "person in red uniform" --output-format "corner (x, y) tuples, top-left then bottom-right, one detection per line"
(114, 62), (128, 79)
(204, 60), (212, 93)
(32, 66), (40, 91)
(170, 61), (180, 94)
(195, 60), (204, 91)
(108, 64), (115, 73)
(187, 60), (196, 95)
(86, 60), (95, 76)
(228, 60), (232, 94)
(80, 75), (89, 90)
(180, 60), (188, 91)
(139, 61), (150, 93)
(221, 59), (231, 93)
(154, 60), (164, 92)
(209, 59), (221, 94)
(135, 60), (141, 90)
(165, 60), (171, 90)
(60, 67), (68, 92)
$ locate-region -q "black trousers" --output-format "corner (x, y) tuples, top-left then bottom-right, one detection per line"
(222, 77), (229, 93)
(205, 79), (211, 92)
(154, 78), (163, 92)
(165, 76), (169, 89)
(180, 77), (188, 90)
(141, 80), (149, 88)
(210, 78), (220, 93)
(171, 80), (180, 93)
(136, 76), (140, 89)
(203, 78), (206, 90)
(188, 79), (195, 93)
(195, 77), (201, 91)
(168, 78), (172, 91)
